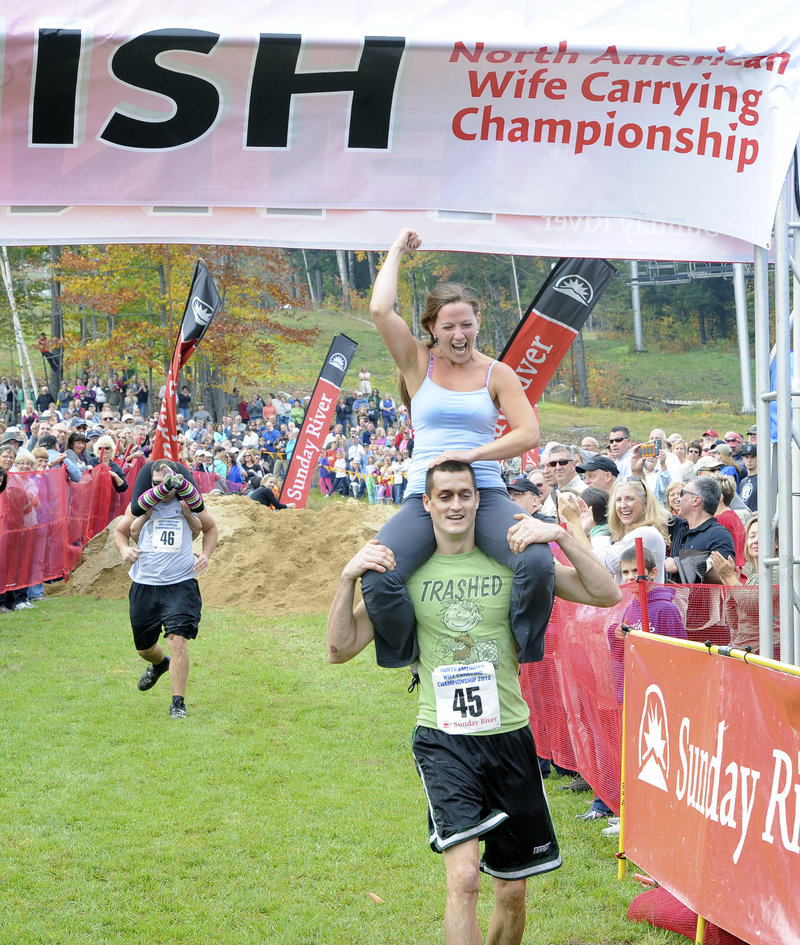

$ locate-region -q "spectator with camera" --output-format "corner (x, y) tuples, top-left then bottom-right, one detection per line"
(91, 434), (129, 493)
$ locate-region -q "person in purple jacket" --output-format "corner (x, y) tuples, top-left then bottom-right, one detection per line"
(607, 546), (688, 705)
(578, 545), (689, 824)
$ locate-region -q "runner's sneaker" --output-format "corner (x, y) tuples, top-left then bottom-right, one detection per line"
(169, 696), (188, 719)
(161, 471), (184, 492)
(602, 822), (621, 837)
(13, 601), (34, 610)
(137, 656), (171, 691)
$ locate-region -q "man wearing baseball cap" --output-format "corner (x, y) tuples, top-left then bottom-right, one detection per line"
(575, 456), (619, 494)
(0, 428), (24, 456)
(507, 477), (555, 522)
(694, 456), (723, 475)
(723, 431), (743, 462)
(738, 444), (758, 512)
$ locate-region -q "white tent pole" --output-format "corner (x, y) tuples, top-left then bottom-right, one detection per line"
(773, 181), (795, 665)
(791, 158), (800, 665)
(733, 263), (755, 413)
(753, 243), (774, 658)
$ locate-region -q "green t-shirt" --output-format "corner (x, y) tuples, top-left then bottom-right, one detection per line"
(407, 548), (530, 735)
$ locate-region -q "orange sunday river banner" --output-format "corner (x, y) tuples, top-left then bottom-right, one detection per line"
(624, 632), (800, 945)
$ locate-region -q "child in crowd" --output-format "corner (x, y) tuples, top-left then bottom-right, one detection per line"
(607, 545), (687, 704)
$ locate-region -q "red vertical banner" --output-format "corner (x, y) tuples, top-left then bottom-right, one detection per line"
(151, 261), (221, 461)
(496, 258), (616, 437)
(279, 333), (358, 508)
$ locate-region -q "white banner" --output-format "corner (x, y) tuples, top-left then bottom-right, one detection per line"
(0, 206), (759, 261)
(1, 1), (800, 253)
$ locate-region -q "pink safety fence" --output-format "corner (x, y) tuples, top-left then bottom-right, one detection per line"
(0, 458), (244, 590)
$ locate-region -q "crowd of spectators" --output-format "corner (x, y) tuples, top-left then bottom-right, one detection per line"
(0, 409), (134, 610)
(0, 371), (410, 602)
(1, 367), (766, 525)
(319, 388), (411, 503)
(497, 421), (771, 831)
(523, 422), (761, 593)
(1, 368), (770, 607)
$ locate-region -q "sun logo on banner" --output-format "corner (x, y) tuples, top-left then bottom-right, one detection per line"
(190, 296), (214, 325)
(553, 274), (593, 306)
(327, 353), (348, 374)
(637, 684), (670, 792)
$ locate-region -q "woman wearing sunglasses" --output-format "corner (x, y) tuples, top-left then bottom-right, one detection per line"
(238, 449), (265, 486)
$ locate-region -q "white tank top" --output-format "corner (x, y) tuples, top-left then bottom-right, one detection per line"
(404, 354), (503, 497)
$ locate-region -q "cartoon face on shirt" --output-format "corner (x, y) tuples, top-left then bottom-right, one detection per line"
(439, 598), (483, 635)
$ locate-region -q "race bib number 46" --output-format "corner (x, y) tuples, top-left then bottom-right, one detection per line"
(433, 661), (501, 733)
(152, 517), (182, 553)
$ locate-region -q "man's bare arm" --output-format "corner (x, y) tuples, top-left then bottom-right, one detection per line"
(114, 506), (139, 565)
(507, 514), (622, 607)
(194, 509), (219, 576)
(181, 501), (203, 539)
(326, 540), (395, 663)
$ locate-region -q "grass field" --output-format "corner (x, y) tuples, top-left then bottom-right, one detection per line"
(0, 598), (686, 945)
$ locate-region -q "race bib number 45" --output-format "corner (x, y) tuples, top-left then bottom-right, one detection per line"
(152, 517), (182, 553)
(433, 661), (501, 733)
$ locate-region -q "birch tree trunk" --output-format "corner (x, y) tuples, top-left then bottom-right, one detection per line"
(0, 247), (38, 400)
(336, 250), (351, 311)
(301, 249), (317, 307)
(407, 271), (421, 339)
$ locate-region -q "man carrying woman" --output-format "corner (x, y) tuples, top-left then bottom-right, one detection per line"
(362, 228), (555, 670)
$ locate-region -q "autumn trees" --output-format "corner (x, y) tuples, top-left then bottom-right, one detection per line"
(0, 240), (744, 416)
(54, 244), (317, 415)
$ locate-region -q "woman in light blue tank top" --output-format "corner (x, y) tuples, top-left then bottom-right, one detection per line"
(361, 228), (556, 669)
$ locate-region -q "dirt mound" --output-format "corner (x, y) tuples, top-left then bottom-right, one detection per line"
(61, 495), (397, 615)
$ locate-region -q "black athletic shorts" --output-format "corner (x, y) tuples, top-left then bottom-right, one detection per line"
(129, 579), (202, 651)
(412, 725), (561, 880)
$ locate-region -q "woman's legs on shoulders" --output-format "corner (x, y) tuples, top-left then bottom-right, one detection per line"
(360, 495), (437, 668)
(473, 489), (556, 663)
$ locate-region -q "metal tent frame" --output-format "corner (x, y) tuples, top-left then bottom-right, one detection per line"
(754, 167), (799, 665)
